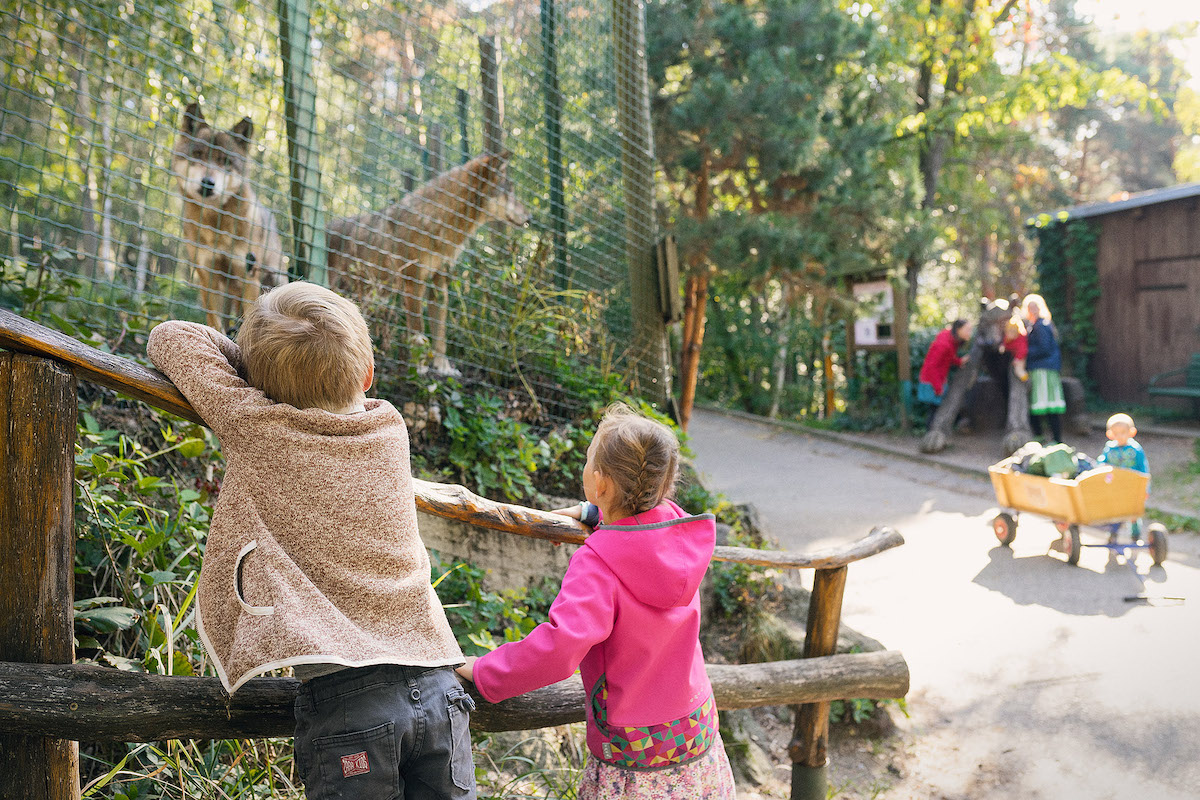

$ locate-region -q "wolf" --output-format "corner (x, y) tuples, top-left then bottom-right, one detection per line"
(173, 102), (286, 330)
(326, 150), (531, 375)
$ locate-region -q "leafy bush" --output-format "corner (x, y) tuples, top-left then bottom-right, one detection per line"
(432, 552), (557, 655)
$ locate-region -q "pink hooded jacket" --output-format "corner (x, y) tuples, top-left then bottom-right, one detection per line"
(472, 500), (716, 758)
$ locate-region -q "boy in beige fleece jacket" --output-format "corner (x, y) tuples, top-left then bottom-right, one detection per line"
(148, 282), (476, 799)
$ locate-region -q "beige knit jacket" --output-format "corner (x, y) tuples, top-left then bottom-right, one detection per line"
(147, 321), (463, 693)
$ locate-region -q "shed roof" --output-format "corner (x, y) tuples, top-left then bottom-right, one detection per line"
(1028, 182), (1200, 227)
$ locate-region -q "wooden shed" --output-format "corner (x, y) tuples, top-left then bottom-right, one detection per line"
(1038, 183), (1200, 403)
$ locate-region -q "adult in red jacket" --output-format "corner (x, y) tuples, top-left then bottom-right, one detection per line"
(917, 319), (972, 422)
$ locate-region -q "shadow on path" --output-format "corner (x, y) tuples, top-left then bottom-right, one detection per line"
(972, 545), (1170, 616)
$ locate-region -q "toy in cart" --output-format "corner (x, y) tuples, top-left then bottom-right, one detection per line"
(987, 439), (1167, 567)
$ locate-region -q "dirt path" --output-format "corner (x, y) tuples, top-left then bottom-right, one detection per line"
(688, 409), (1200, 800)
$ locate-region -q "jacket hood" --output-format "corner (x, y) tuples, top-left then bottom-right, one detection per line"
(585, 500), (715, 608)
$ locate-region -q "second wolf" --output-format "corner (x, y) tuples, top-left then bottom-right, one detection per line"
(326, 150), (531, 375)
(173, 102), (286, 330)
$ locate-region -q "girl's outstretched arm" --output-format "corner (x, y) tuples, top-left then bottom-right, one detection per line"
(471, 549), (616, 703)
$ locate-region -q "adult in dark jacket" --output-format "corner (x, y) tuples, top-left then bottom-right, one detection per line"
(1022, 293), (1064, 442)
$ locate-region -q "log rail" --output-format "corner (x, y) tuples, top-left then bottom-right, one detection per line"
(0, 308), (907, 800)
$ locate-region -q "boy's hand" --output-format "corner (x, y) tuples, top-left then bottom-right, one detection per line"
(455, 656), (478, 682)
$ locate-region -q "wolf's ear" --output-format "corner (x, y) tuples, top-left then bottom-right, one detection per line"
(182, 102), (206, 135)
(482, 148), (511, 167)
(230, 117), (254, 148)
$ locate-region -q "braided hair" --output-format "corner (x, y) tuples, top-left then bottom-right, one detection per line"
(592, 403), (680, 516)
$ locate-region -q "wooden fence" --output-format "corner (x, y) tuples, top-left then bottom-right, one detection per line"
(0, 308), (907, 800)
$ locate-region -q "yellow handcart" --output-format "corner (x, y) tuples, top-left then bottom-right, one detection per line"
(988, 458), (1167, 566)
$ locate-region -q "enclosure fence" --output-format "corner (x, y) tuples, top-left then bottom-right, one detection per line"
(0, 0), (667, 424)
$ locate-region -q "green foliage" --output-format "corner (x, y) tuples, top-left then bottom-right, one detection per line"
(829, 697), (877, 725)
(81, 740), (300, 799)
(406, 371), (619, 503)
(1146, 508), (1200, 535)
(74, 411), (217, 676)
(431, 552), (557, 655)
(1031, 218), (1100, 388)
(706, 502), (774, 620)
(829, 697), (907, 726)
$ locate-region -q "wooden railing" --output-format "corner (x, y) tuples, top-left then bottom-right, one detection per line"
(0, 308), (907, 800)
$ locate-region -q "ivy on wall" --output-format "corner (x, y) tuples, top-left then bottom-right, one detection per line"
(1029, 213), (1101, 389)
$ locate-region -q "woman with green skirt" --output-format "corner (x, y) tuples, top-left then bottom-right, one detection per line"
(1022, 293), (1065, 443)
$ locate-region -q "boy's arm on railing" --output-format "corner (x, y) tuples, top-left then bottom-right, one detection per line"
(0, 308), (202, 424)
(146, 321), (265, 443)
(0, 308), (904, 569)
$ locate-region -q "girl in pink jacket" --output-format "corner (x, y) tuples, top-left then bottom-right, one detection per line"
(457, 404), (736, 798)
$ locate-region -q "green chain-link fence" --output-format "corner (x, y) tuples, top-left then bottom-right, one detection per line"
(0, 0), (664, 424)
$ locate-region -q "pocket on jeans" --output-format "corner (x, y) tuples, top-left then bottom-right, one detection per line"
(446, 686), (476, 791)
(312, 721), (400, 800)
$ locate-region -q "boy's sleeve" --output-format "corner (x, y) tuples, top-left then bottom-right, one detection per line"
(1097, 442), (1111, 464)
(579, 501), (602, 528)
(146, 321), (264, 441)
(472, 548), (615, 703)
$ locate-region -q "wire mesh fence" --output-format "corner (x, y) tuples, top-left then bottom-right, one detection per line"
(0, 0), (662, 425)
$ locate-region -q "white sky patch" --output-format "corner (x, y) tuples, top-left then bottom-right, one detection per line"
(1077, 1), (1200, 87)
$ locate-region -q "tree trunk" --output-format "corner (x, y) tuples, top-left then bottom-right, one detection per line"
(768, 282), (792, 418)
(1003, 360), (1034, 455)
(96, 75), (117, 283)
(133, 166), (151, 295)
(678, 268), (709, 430)
(677, 155), (711, 432)
(980, 232), (997, 301)
(68, 38), (98, 278)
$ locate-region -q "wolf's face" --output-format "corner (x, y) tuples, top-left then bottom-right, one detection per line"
(480, 152), (532, 227)
(173, 102), (252, 206)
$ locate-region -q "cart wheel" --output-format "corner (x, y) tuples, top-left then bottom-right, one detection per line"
(993, 513), (1017, 546)
(1065, 525), (1082, 566)
(1147, 523), (1168, 566)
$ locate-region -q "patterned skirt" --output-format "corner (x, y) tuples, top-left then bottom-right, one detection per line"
(578, 732), (737, 800)
(1029, 368), (1066, 415)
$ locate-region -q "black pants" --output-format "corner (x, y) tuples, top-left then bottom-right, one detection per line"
(294, 665), (476, 799)
(1030, 413), (1062, 443)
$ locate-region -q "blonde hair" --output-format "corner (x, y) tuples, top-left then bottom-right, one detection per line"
(237, 282), (374, 411)
(1021, 293), (1052, 322)
(1005, 313), (1026, 338)
(1106, 413), (1134, 431)
(592, 403), (680, 515)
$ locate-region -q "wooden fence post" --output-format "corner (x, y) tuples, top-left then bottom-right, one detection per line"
(0, 353), (79, 799)
(789, 565), (847, 800)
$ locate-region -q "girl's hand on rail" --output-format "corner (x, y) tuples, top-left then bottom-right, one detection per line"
(455, 656), (478, 682)
(549, 505), (582, 519)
